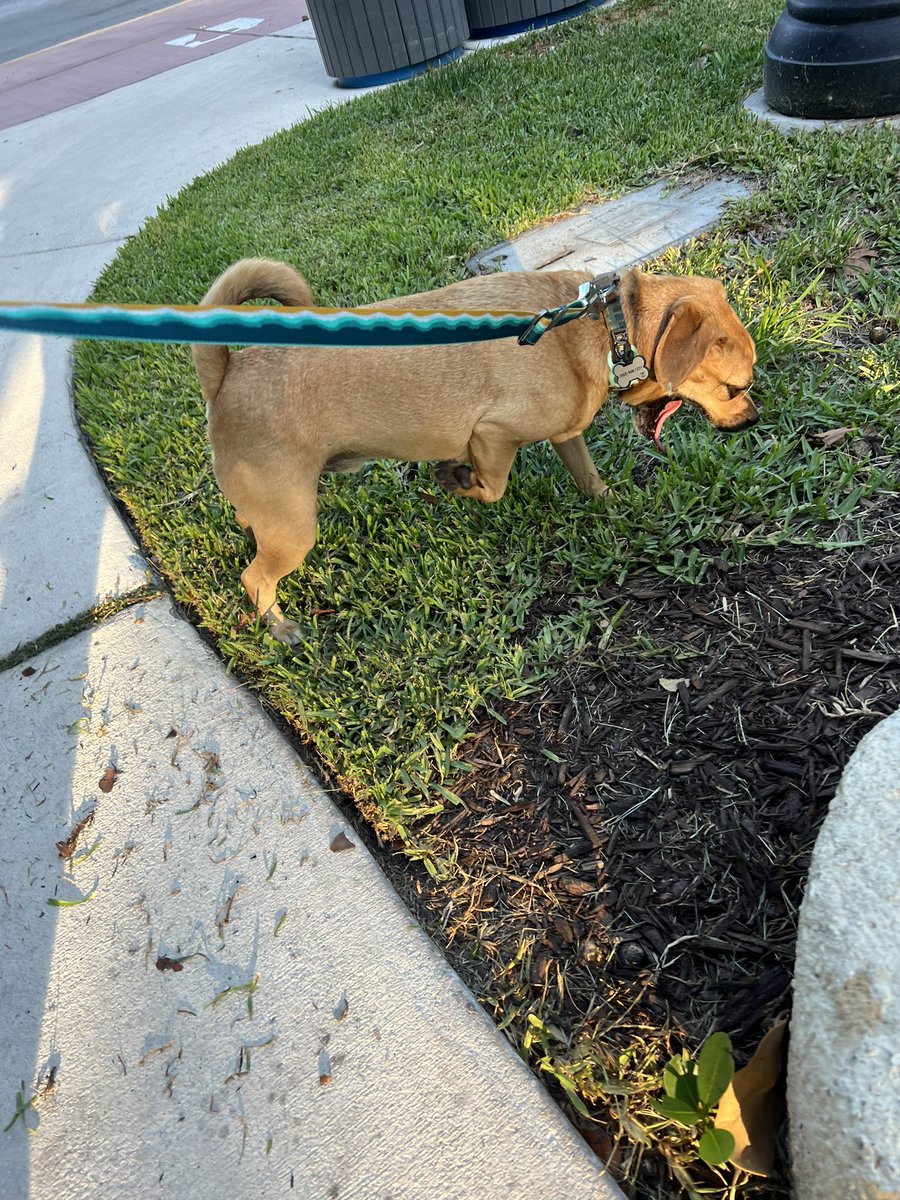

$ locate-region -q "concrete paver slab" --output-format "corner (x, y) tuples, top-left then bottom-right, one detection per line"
(0, 313), (149, 654)
(467, 178), (749, 276)
(788, 708), (900, 1200)
(744, 88), (900, 135)
(0, 27), (351, 660)
(0, 596), (616, 1199)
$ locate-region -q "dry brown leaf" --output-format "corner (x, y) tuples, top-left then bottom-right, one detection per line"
(716, 1018), (787, 1176)
(99, 766), (119, 792)
(57, 808), (96, 859)
(843, 245), (878, 279)
(814, 427), (852, 447)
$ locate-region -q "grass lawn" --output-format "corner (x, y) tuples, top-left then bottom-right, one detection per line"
(74, 0), (899, 1194)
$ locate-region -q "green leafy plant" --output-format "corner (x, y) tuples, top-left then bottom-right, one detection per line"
(651, 1032), (737, 1167)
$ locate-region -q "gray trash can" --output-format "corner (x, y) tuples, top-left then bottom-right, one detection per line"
(465, 0), (606, 39)
(306, 0), (469, 88)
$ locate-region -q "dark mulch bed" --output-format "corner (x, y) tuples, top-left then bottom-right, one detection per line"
(399, 528), (900, 1197)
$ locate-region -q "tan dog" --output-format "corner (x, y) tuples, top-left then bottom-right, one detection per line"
(192, 259), (757, 643)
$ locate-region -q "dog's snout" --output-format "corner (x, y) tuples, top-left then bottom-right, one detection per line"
(723, 411), (760, 432)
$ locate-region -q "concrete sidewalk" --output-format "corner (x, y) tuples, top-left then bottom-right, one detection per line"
(0, 15), (619, 1200)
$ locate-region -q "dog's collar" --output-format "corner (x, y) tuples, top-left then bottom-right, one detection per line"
(588, 273), (649, 391)
(517, 273), (649, 391)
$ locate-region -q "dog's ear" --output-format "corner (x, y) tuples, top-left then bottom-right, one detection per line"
(652, 297), (720, 390)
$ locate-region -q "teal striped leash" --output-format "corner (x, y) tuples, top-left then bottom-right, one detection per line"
(0, 286), (598, 349)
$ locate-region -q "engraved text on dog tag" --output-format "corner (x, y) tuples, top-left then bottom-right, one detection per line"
(609, 352), (649, 389)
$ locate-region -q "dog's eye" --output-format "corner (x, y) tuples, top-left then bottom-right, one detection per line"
(726, 383), (751, 400)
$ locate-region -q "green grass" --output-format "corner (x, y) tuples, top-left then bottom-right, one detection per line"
(73, 0), (898, 1188)
(74, 0), (899, 833)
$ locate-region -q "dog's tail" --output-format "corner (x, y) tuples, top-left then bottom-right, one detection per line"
(191, 258), (313, 404)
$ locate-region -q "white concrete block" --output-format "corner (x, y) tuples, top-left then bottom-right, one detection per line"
(788, 708), (900, 1200)
(744, 88), (900, 135)
(0, 596), (619, 1199)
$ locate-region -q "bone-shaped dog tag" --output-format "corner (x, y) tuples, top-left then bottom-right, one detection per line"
(610, 352), (649, 389)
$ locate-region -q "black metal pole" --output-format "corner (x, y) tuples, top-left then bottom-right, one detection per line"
(763, 0), (900, 119)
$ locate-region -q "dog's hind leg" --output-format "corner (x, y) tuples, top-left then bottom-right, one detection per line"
(239, 484), (318, 646)
(431, 433), (519, 503)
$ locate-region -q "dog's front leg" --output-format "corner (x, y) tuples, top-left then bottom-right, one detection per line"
(550, 434), (609, 497)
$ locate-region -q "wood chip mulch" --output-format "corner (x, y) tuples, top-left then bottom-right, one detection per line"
(398, 529), (899, 1196)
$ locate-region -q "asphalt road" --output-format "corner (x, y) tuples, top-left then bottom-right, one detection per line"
(0, 0), (178, 63)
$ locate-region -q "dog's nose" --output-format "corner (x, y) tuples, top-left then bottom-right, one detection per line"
(725, 411), (760, 432)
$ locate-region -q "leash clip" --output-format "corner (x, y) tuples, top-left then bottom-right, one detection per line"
(517, 275), (648, 389)
(517, 281), (596, 346)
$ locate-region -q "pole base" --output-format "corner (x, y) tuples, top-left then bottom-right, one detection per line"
(763, 2), (900, 119)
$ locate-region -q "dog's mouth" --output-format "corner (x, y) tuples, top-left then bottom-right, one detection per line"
(633, 396), (684, 452)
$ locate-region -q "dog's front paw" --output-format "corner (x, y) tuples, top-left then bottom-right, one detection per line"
(266, 616), (302, 646)
(585, 478), (612, 497)
(431, 460), (479, 494)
